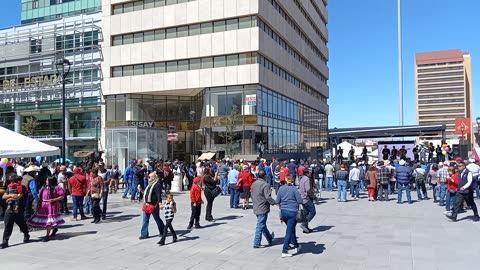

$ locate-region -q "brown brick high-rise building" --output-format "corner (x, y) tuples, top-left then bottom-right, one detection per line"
(415, 49), (472, 143)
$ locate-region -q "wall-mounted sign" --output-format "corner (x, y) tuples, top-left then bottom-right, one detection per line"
(245, 94), (256, 106)
(1, 74), (61, 91)
(129, 121), (154, 128)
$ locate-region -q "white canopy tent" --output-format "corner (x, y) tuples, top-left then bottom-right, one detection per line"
(0, 126), (60, 158)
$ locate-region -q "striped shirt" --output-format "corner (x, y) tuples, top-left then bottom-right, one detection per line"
(164, 201), (176, 220)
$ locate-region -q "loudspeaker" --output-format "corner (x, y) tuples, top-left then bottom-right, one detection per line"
(452, 144), (468, 160)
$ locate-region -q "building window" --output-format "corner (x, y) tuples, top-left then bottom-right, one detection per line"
(112, 0), (196, 15)
(32, 0), (39, 9)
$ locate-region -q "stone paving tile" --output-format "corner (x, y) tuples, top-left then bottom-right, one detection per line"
(1, 190), (479, 269)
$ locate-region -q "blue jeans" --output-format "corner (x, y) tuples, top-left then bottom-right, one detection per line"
(473, 178), (480, 199)
(102, 191), (108, 218)
(416, 182), (427, 200)
(220, 175), (228, 195)
(140, 205), (165, 238)
(397, 182), (411, 203)
(318, 176), (324, 190)
(84, 196), (92, 214)
(438, 183), (447, 206)
(280, 209), (298, 253)
(123, 180), (131, 197)
(131, 179), (140, 200)
(72, 195), (85, 218)
(360, 180), (366, 191)
(302, 200), (316, 228)
(326, 177), (334, 191)
(350, 181), (360, 198)
(254, 213), (273, 247)
(337, 180), (347, 201)
(446, 191), (456, 211)
(229, 183), (240, 208)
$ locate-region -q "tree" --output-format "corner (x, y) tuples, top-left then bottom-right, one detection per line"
(21, 116), (40, 137)
(222, 105), (241, 159)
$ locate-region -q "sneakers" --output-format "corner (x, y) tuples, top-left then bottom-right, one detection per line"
(294, 244), (302, 254)
(444, 212), (457, 222)
(194, 225), (202, 229)
(281, 253), (293, 258)
(187, 224), (193, 230)
(299, 224), (308, 233)
(253, 245), (266, 248)
(473, 216), (480, 222)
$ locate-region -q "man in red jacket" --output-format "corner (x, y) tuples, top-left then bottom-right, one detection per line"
(68, 167), (88, 221)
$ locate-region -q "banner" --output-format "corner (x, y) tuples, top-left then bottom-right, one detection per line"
(455, 118), (470, 135)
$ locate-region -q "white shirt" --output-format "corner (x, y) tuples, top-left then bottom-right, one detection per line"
(16, 165), (24, 176)
(349, 167), (360, 181)
(466, 163), (480, 177)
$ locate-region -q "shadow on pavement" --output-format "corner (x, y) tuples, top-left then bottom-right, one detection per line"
(298, 241), (326, 255)
(457, 215), (478, 222)
(60, 224), (84, 229)
(101, 214), (140, 223)
(53, 230), (97, 240)
(311, 225), (334, 233)
(198, 222), (227, 229)
(173, 235), (200, 244)
(215, 215), (243, 221)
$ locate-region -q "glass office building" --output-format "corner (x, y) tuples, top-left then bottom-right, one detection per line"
(0, 12), (102, 160)
(21, 0), (102, 24)
(102, 0), (329, 162)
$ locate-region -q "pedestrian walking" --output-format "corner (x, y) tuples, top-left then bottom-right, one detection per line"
(187, 177), (203, 229)
(158, 193), (177, 246)
(252, 169), (276, 248)
(140, 172), (165, 239)
(28, 176), (65, 242)
(445, 162), (479, 222)
(276, 175), (302, 258)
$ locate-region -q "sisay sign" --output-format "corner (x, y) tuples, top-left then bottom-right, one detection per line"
(129, 121), (154, 127)
(245, 94), (256, 106)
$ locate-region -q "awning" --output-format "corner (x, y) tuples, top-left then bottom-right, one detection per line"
(197, 152), (216, 160)
(0, 126), (60, 158)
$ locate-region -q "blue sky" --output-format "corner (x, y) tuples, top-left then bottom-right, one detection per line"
(1, 0), (478, 129)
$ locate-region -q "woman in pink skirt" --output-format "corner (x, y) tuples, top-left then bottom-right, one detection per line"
(28, 176), (65, 242)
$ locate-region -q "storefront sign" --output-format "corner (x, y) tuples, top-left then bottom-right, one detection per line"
(1, 74), (60, 91)
(129, 121), (154, 127)
(245, 94), (256, 106)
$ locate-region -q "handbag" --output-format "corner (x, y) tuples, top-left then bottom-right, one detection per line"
(212, 186), (222, 198)
(183, 175), (189, 186)
(142, 202), (156, 214)
(296, 204), (307, 223)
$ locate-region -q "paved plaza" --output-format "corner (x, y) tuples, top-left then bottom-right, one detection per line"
(1, 189), (479, 270)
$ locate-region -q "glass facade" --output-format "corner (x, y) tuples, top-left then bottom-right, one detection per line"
(21, 0), (101, 24)
(0, 13), (102, 161)
(105, 127), (168, 171)
(104, 84), (328, 161)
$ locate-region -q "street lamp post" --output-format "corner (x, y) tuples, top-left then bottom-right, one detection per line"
(460, 124), (466, 145)
(55, 59), (72, 165)
(189, 110), (196, 160)
(95, 117), (100, 152)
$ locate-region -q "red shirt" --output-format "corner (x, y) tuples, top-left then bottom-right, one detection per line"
(68, 173), (87, 196)
(279, 167), (289, 182)
(190, 184), (202, 203)
(447, 174), (458, 191)
(237, 171), (254, 187)
(8, 182), (23, 193)
(297, 165), (305, 176)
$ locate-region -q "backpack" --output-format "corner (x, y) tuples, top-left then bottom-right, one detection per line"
(415, 169), (425, 184)
(112, 169), (120, 179)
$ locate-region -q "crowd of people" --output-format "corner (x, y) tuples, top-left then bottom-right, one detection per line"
(1, 152), (479, 256)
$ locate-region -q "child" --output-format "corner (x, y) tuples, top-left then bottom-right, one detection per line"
(6, 175), (24, 213)
(187, 177), (203, 229)
(158, 193), (177, 246)
(445, 166), (458, 212)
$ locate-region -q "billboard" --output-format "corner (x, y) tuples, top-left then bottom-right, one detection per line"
(377, 140), (416, 161)
(455, 118), (470, 135)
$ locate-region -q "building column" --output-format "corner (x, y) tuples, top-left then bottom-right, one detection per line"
(65, 110), (70, 158)
(14, 112), (21, 133)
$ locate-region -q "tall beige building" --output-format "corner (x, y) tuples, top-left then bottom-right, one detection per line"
(415, 49), (472, 142)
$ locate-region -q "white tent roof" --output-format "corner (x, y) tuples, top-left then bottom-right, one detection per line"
(0, 126), (60, 158)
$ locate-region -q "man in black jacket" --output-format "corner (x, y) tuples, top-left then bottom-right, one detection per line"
(1, 175), (30, 249)
(445, 162), (479, 222)
(131, 159), (146, 202)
